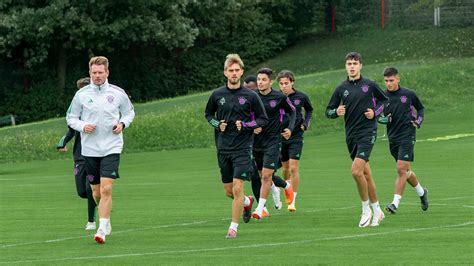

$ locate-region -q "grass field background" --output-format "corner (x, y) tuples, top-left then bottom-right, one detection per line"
(1, 27), (473, 264)
(0, 115), (472, 264)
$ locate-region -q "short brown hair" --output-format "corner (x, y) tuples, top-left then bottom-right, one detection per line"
(76, 77), (90, 89)
(277, 70), (295, 82)
(224, 54), (244, 71)
(345, 52), (361, 63)
(257, 67), (273, 79)
(89, 56), (109, 70)
(383, 67), (399, 77)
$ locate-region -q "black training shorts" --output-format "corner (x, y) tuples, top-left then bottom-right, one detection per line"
(390, 142), (415, 162)
(217, 150), (252, 183)
(84, 154), (121, 185)
(281, 138), (303, 162)
(346, 134), (376, 162)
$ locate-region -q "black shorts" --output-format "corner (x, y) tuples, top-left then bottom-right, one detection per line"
(217, 150), (252, 183)
(253, 143), (281, 171)
(281, 138), (303, 162)
(84, 154), (121, 185)
(346, 134), (376, 161)
(390, 143), (414, 162)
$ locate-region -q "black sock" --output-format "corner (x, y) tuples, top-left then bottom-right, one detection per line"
(250, 167), (261, 202)
(272, 174), (287, 188)
(86, 183), (96, 222)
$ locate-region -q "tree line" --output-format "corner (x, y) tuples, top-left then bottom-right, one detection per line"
(0, 0), (467, 124)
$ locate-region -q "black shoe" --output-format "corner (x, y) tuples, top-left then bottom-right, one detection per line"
(420, 188), (429, 211)
(242, 196), (253, 223)
(385, 203), (397, 214)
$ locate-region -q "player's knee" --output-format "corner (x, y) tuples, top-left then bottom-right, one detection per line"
(261, 174), (272, 182)
(396, 167), (409, 177)
(100, 185), (113, 197)
(232, 185), (242, 196)
(351, 168), (364, 179)
(289, 166), (298, 175)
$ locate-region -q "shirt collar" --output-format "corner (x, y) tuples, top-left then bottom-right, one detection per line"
(347, 75), (363, 84)
(91, 79), (109, 91)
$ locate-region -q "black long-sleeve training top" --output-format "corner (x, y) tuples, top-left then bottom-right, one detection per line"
(57, 126), (84, 162)
(282, 89), (313, 141)
(326, 76), (388, 138)
(253, 88), (296, 150)
(380, 86), (424, 144)
(205, 85), (268, 154)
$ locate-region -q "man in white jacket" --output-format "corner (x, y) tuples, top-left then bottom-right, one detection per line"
(66, 56), (135, 244)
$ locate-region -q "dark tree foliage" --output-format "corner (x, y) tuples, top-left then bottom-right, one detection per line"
(0, 0), (377, 123)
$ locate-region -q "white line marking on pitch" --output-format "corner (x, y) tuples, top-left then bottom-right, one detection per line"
(417, 133), (474, 142)
(0, 220), (209, 248)
(0, 195), (471, 249)
(1, 221), (473, 264)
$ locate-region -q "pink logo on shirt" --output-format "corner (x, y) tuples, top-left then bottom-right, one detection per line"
(238, 97), (247, 105)
(269, 100), (277, 108)
(361, 84), (369, 93)
(293, 99), (301, 105)
(400, 96), (407, 103)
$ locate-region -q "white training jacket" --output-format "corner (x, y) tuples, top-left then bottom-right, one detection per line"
(66, 80), (135, 157)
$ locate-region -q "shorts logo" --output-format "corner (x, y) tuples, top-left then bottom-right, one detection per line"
(269, 100), (277, 108)
(86, 174), (95, 182)
(238, 97), (247, 105)
(404, 154), (409, 158)
(359, 151), (366, 156)
(106, 95), (115, 103)
(293, 99), (301, 106)
(361, 84), (369, 93)
(219, 97), (226, 105)
(343, 90), (349, 97)
(400, 96), (407, 103)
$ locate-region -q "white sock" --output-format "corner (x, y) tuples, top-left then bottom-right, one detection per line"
(99, 218), (109, 231)
(362, 200), (371, 213)
(270, 183), (279, 195)
(244, 196), (251, 207)
(392, 194), (402, 208)
(229, 222), (238, 231)
(257, 198), (266, 212)
(292, 192), (297, 204)
(370, 201), (381, 213)
(414, 183), (424, 196)
(285, 181), (291, 190)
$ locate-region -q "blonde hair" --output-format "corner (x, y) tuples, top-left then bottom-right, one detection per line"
(89, 56), (109, 70)
(224, 54), (244, 71)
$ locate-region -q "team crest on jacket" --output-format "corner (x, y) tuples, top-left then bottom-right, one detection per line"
(269, 100), (277, 108)
(293, 99), (301, 105)
(106, 95), (115, 103)
(400, 95), (407, 103)
(343, 90), (349, 97)
(238, 97), (247, 105)
(361, 84), (369, 93)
